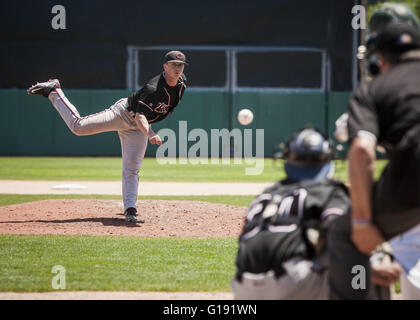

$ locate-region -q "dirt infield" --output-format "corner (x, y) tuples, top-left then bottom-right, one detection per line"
(0, 291), (234, 300)
(0, 180), (271, 195)
(0, 199), (246, 237)
(0, 290), (403, 300)
(0, 198), (403, 300)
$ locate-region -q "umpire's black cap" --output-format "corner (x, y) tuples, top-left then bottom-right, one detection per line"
(375, 23), (420, 54)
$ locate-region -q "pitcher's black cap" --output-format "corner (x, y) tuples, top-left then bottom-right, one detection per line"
(164, 51), (189, 65)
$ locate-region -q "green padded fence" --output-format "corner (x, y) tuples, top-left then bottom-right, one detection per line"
(0, 89), (351, 157)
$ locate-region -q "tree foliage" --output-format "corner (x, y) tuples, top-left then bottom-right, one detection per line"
(367, 0), (420, 22)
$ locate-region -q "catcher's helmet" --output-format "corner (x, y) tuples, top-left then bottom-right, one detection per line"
(283, 128), (335, 182)
(366, 3), (420, 75)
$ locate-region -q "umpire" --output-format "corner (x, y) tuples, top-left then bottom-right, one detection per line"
(329, 23), (420, 299)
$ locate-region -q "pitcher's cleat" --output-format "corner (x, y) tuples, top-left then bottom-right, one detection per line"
(124, 207), (144, 223)
(124, 207), (137, 222)
(27, 79), (61, 97)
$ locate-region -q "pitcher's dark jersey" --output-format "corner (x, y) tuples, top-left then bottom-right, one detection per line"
(127, 73), (187, 124)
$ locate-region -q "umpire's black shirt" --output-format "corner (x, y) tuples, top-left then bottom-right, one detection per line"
(348, 56), (420, 149)
(127, 73), (187, 124)
(348, 53), (420, 222)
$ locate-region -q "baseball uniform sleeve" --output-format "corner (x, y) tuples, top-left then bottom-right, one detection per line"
(311, 183), (350, 257)
(321, 186), (350, 222)
(129, 85), (156, 118)
(347, 82), (380, 143)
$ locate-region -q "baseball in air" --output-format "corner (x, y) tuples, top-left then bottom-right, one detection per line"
(237, 109), (254, 125)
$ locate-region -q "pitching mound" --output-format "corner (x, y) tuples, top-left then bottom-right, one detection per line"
(0, 199), (246, 237)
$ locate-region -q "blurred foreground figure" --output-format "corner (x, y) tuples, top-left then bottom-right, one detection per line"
(331, 12), (420, 299)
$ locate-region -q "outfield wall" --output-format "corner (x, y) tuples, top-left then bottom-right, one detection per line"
(1, 0), (355, 91)
(0, 89), (350, 157)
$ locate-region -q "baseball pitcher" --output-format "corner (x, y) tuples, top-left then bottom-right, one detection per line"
(27, 51), (188, 223)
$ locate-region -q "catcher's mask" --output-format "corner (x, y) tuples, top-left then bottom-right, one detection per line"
(365, 3), (420, 76)
(281, 128), (335, 182)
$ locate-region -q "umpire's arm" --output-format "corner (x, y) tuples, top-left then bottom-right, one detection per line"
(348, 134), (385, 254)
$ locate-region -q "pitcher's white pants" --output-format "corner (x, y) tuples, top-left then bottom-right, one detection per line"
(48, 89), (148, 211)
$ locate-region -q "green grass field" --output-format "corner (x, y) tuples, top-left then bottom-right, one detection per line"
(0, 157), (392, 294)
(0, 156), (388, 182)
(0, 194), (254, 208)
(0, 235), (237, 292)
(0, 194), (250, 292)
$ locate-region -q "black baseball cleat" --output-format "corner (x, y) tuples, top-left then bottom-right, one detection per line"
(124, 207), (145, 223)
(27, 79), (61, 97)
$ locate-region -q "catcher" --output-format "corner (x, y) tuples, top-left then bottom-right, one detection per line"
(231, 128), (401, 300)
